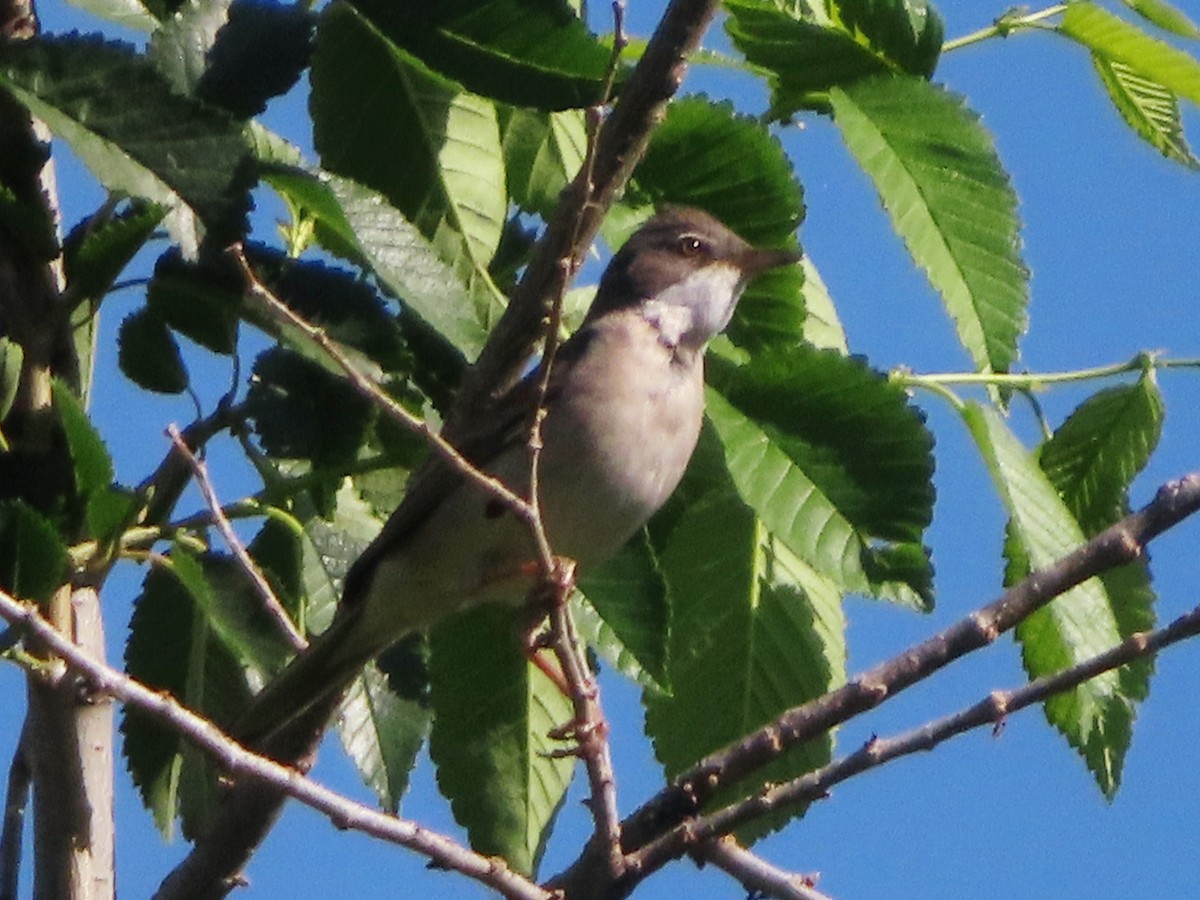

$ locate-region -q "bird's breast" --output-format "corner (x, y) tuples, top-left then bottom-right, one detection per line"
(534, 314), (706, 566)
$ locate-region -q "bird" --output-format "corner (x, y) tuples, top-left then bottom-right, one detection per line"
(234, 206), (800, 747)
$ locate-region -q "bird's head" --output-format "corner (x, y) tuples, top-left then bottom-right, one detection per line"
(587, 206), (800, 349)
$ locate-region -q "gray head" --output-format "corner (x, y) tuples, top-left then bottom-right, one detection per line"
(586, 206), (800, 349)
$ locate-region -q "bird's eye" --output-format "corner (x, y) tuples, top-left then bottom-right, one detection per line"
(678, 235), (707, 256)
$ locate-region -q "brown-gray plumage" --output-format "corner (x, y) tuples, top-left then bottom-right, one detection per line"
(235, 207), (799, 745)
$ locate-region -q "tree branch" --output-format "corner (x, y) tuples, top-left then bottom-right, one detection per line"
(700, 837), (831, 900)
(0, 589), (554, 900)
(165, 423), (306, 653)
(134, 402), (246, 540)
(542, 565), (624, 882)
(553, 472), (1200, 897)
(629, 587), (1200, 877)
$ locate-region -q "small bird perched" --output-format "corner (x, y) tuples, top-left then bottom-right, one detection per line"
(235, 206), (799, 745)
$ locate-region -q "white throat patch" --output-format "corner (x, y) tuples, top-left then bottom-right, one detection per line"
(642, 263), (743, 349)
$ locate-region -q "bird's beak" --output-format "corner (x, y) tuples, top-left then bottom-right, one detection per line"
(738, 246), (801, 282)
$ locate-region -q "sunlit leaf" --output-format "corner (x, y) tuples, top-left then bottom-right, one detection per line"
(1061, 2), (1200, 105)
(965, 403), (1138, 797)
(831, 76), (1028, 375)
(311, 3), (507, 327)
(1092, 55), (1198, 168)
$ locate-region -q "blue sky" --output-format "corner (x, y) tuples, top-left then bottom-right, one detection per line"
(4, 1), (1200, 897)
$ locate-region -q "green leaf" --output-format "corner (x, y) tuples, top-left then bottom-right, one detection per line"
(1039, 376), (1166, 531)
(0, 338), (24, 447)
(725, 0), (942, 117)
(568, 596), (659, 690)
(51, 380), (113, 501)
(121, 561), (251, 839)
(311, 2), (507, 326)
(428, 605), (574, 874)
(147, 0), (231, 97)
(246, 349), (374, 468)
(1037, 376), (1164, 714)
(248, 122), (304, 167)
(963, 403), (1135, 797)
(150, 0), (314, 118)
(62, 200), (166, 303)
(0, 501), (68, 605)
(173, 547), (299, 679)
(262, 167), (490, 359)
(646, 491), (845, 837)
(634, 97), (806, 352)
(86, 487), (141, 545)
(500, 107), (587, 218)
(1061, 2), (1200, 106)
(117, 307), (189, 394)
(576, 531), (670, 689)
(65, 0), (159, 31)
(0, 35), (252, 252)
(345, 0), (615, 110)
(1122, 0), (1200, 39)
(1092, 55), (1198, 168)
(246, 514), (306, 621)
(145, 250), (241, 356)
(706, 347), (935, 606)
(799, 256), (848, 353)
(268, 482), (382, 649)
(830, 76), (1029, 375)
(336, 657), (431, 812)
(832, 0), (944, 75)
(0, 181), (58, 261)
(264, 482), (408, 806)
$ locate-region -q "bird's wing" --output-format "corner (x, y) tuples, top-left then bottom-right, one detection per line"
(338, 333), (592, 609)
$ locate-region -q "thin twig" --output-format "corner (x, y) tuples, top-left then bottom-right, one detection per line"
(0, 589), (553, 900)
(544, 565), (625, 881)
(524, 0), (630, 577)
(0, 719), (31, 900)
(554, 472), (1200, 896)
(629, 594), (1200, 877)
(229, 244), (537, 530)
(135, 403), (246, 538)
(165, 424), (307, 653)
(701, 837), (831, 900)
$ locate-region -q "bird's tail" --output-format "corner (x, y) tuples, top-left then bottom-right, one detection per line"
(232, 609), (373, 750)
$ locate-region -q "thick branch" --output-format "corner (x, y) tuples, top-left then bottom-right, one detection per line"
(2, 5), (115, 897)
(0, 589), (553, 900)
(554, 472), (1200, 896)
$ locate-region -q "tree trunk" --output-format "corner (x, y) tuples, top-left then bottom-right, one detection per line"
(2, 4), (115, 898)
(26, 589), (114, 900)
